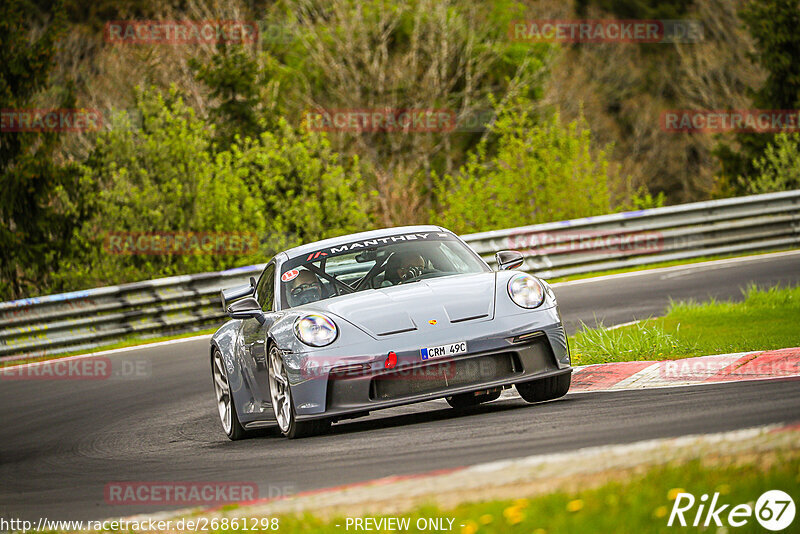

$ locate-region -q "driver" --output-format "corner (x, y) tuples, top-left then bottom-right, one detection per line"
(384, 251), (426, 286)
(286, 269), (323, 306)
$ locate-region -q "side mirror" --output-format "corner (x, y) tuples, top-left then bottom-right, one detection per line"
(227, 297), (266, 325)
(220, 280), (256, 312)
(495, 250), (524, 271)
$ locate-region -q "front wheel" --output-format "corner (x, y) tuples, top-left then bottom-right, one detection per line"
(516, 372), (571, 403)
(268, 344), (331, 439)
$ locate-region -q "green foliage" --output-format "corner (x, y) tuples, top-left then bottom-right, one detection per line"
(715, 0), (800, 189)
(0, 0), (96, 300)
(229, 122), (375, 254)
(434, 98), (613, 234)
(58, 87), (250, 288)
(630, 189), (667, 210)
(59, 87), (373, 290)
(264, 0), (553, 223)
(740, 0), (800, 112)
(9, 0), (786, 301)
(667, 283), (800, 315)
(742, 132), (800, 194)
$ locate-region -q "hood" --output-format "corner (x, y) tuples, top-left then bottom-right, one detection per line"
(301, 272), (497, 337)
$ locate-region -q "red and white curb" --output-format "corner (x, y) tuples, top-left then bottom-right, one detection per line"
(570, 347), (800, 392)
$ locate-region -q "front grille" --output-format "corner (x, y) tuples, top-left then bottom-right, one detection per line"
(369, 352), (521, 401)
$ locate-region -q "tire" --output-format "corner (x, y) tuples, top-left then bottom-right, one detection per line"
(267, 344), (331, 439)
(212, 348), (250, 440)
(446, 388), (502, 409)
(516, 372), (571, 403)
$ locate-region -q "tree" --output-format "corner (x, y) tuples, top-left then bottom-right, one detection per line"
(64, 86), (267, 288)
(63, 86), (374, 290)
(715, 0), (800, 190)
(190, 44), (266, 149)
(268, 0), (553, 225)
(227, 120), (375, 253)
(0, 0), (94, 300)
(434, 97), (614, 234)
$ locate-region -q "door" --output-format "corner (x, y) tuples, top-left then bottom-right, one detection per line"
(240, 262), (277, 414)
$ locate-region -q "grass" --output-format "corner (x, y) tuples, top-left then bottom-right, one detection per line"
(211, 453), (799, 534)
(546, 249), (794, 283)
(571, 284), (800, 365)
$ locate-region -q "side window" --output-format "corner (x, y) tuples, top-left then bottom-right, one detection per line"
(256, 263), (275, 311)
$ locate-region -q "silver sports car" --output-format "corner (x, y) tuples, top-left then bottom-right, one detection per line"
(211, 226), (572, 439)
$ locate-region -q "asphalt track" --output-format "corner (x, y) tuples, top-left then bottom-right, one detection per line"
(1, 251), (799, 521)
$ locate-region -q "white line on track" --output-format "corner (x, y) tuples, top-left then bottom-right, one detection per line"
(565, 374), (800, 395)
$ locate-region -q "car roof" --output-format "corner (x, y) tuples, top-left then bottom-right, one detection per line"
(284, 225), (448, 259)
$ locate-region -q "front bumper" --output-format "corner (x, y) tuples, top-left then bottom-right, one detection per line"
(284, 306), (571, 420)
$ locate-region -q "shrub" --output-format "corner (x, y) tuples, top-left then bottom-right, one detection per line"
(742, 132), (800, 194)
(58, 87), (373, 290)
(434, 97), (614, 234)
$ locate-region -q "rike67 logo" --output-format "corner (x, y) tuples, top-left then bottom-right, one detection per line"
(668, 489), (795, 531)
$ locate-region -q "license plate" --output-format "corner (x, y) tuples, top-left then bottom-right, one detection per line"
(420, 341), (467, 360)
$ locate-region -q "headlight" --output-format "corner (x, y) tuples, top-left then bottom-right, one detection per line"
(507, 273), (545, 309)
(294, 314), (338, 347)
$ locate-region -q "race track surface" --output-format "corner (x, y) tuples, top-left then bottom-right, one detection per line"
(553, 250), (800, 330)
(1, 252), (799, 521)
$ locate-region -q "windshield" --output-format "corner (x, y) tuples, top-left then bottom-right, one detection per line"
(279, 231), (489, 309)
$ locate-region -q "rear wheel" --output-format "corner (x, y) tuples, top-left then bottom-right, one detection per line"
(212, 349), (249, 440)
(268, 344), (331, 439)
(516, 373), (571, 403)
(446, 388), (502, 409)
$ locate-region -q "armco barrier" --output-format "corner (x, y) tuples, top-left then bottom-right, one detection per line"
(1, 190), (799, 360)
(464, 189), (800, 277)
(0, 265), (264, 361)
